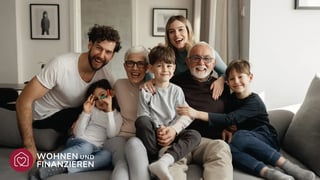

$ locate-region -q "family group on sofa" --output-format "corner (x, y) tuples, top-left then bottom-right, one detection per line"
(1, 15), (316, 180)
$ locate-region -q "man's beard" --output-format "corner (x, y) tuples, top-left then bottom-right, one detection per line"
(190, 66), (211, 81)
(88, 49), (107, 71)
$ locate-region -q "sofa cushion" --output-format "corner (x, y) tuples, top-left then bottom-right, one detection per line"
(0, 108), (61, 151)
(268, 109), (294, 143)
(283, 73), (320, 176)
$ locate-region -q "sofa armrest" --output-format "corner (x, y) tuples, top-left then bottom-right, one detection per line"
(268, 109), (294, 144)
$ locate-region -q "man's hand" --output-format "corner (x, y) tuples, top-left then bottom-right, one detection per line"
(157, 125), (176, 147)
(210, 76), (225, 100)
(221, 129), (233, 143)
(26, 145), (38, 165)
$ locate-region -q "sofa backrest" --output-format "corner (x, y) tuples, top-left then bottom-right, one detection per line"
(268, 109), (294, 143)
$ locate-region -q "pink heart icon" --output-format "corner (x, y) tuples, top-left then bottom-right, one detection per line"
(17, 157), (27, 166)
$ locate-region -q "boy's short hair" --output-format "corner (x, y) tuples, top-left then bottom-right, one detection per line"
(148, 45), (175, 65)
(226, 59), (251, 80)
(87, 24), (121, 53)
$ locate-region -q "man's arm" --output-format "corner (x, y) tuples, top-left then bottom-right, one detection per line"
(16, 77), (49, 164)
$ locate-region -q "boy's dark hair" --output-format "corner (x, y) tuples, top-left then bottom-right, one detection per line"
(87, 24), (122, 53)
(85, 79), (120, 112)
(148, 45), (175, 65)
(226, 59), (251, 80)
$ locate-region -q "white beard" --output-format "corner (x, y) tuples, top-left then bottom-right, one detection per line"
(190, 66), (211, 80)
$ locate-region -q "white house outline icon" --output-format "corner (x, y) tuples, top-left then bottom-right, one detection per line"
(14, 152), (29, 167)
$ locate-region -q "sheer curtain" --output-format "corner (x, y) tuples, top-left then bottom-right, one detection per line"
(194, 0), (246, 64)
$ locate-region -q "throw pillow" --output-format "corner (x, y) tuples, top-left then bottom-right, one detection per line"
(0, 108), (61, 151)
(283, 73), (320, 176)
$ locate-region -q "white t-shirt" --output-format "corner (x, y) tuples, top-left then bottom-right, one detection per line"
(33, 53), (115, 120)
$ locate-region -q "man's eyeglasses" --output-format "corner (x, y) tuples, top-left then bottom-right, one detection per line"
(124, 60), (147, 69)
(188, 55), (214, 64)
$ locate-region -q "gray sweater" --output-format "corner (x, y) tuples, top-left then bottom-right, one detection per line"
(137, 83), (192, 133)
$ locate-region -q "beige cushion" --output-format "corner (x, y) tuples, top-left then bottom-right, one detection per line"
(283, 73), (320, 175)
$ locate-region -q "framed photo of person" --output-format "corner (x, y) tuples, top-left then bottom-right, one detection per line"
(152, 8), (188, 37)
(30, 4), (60, 40)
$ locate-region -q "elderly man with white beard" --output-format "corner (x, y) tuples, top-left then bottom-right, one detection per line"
(160, 41), (233, 180)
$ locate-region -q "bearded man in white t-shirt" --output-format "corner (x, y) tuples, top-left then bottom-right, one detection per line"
(16, 24), (121, 164)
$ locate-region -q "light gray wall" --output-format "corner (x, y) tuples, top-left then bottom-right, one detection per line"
(135, 0), (193, 50)
(15, 0), (71, 83)
(0, 0), (18, 83)
(3, 0), (319, 110)
(250, 0), (320, 109)
(81, 0), (131, 79)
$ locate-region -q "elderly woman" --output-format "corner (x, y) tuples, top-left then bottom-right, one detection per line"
(104, 46), (150, 180)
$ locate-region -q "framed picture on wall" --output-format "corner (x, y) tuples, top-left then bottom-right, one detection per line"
(152, 8), (188, 37)
(295, 0), (320, 9)
(30, 4), (60, 40)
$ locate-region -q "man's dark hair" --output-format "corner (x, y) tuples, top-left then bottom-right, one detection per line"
(87, 24), (121, 53)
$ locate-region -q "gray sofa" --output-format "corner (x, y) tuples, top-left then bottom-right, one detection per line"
(0, 108), (319, 180)
(1, 74), (320, 180)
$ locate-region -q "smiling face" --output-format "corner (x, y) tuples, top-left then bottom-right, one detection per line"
(88, 40), (116, 71)
(92, 87), (110, 111)
(150, 61), (176, 86)
(124, 53), (148, 84)
(186, 44), (216, 81)
(167, 20), (189, 51)
(227, 69), (253, 98)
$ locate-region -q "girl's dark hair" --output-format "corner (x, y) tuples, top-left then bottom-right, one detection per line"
(85, 79), (120, 112)
(87, 24), (122, 53)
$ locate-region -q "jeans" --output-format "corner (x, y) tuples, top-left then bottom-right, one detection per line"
(48, 137), (112, 173)
(230, 125), (281, 176)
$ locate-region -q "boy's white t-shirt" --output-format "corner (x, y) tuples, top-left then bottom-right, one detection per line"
(33, 53), (115, 120)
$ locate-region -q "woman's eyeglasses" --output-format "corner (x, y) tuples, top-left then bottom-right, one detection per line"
(124, 60), (147, 69)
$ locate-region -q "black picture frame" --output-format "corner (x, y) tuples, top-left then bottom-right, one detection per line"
(30, 4), (60, 40)
(152, 8), (188, 37)
(295, 0), (320, 9)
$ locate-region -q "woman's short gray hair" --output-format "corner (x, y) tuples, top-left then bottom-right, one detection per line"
(124, 45), (149, 64)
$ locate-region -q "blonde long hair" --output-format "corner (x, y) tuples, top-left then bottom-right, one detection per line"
(164, 15), (195, 51)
